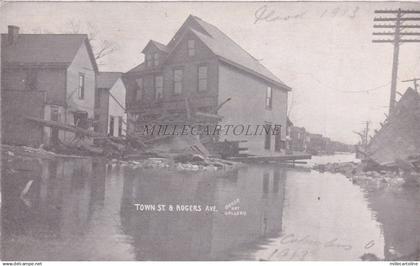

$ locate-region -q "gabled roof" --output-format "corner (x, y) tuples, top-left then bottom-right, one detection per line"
(1, 33), (98, 72)
(97, 72), (122, 89)
(176, 15), (290, 90)
(126, 62), (145, 74)
(142, 40), (169, 53)
(126, 15), (291, 90)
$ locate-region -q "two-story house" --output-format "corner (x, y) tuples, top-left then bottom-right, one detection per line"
(1, 25), (98, 146)
(124, 15), (291, 156)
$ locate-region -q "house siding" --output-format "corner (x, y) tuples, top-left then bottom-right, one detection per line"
(64, 41), (96, 143)
(125, 33), (219, 133)
(2, 67), (66, 106)
(217, 62), (288, 156)
(1, 90), (46, 146)
(94, 88), (110, 135)
(108, 78), (126, 137)
(66, 41), (96, 119)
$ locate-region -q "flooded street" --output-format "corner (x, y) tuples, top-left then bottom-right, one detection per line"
(2, 154), (419, 261)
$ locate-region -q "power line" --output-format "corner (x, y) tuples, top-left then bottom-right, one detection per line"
(402, 77), (420, 92)
(338, 81), (391, 94)
(372, 8), (420, 115)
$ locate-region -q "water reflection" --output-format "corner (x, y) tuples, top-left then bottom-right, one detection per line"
(1, 156), (419, 260)
(119, 166), (286, 260)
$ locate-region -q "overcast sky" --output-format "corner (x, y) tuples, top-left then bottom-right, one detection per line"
(1, 1), (419, 144)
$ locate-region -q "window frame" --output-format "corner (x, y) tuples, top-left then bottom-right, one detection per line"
(109, 115), (115, 136)
(135, 78), (144, 102)
(154, 75), (164, 101)
(146, 53), (153, 67)
(187, 39), (196, 57)
(265, 86), (272, 109)
(153, 53), (159, 66)
(78, 73), (85, 99)
(118, 116), (123, 136)
(173, 67), (184, 95)
(197, 65), (208, 92)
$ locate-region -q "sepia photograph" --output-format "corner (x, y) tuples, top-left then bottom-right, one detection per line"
(0, 0), (419, 264)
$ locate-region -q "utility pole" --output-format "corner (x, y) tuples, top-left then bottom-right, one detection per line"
(372, 9), (420, 115)
(402, 77), (420, 92)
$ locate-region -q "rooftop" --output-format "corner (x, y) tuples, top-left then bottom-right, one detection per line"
(1, 33), (98, 71)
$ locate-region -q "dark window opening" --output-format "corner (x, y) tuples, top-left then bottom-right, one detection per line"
(73, 111), (88, 129)
(118, 116), (123, 136)
(136, 78), (143, 101)
(155, 75), (163, 101)
(26, 69), (38, 90)
(109, 116), (115, 136)
(275, 132), (282, 152)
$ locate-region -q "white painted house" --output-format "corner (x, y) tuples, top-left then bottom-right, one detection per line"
(95, 72), (127, 137)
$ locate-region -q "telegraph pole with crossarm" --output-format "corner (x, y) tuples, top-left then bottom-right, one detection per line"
(373, 9), (420, 115)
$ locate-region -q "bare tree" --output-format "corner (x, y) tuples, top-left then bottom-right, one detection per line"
(64, 19), (119, 65)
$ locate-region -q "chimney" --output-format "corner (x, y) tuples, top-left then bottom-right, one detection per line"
(8, 25), (19, 45)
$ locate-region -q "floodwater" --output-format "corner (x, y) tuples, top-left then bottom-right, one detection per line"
(1, 154), (419, 261)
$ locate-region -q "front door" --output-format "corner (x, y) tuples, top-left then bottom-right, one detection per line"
(50, 106), (60, 145)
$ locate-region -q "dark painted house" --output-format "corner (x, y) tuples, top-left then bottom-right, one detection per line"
(1, 25), (98, 146)
(124, 15), (291, 156)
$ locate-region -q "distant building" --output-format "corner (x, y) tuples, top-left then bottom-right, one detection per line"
(306, 133), (324, 155)
(124, 15), (291, 156)
(95, 72), (127, 137)
(1, 25), (98, 146)
(289, 126), (307, 152)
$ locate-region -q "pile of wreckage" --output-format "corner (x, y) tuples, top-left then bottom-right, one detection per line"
(26, 97), (246, 169)
(358, 87), (420, 174)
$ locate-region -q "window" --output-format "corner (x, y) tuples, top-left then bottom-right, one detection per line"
(118, 116), (123, 136)
(266, 86), (272, 109)
(153, 53), (159, 66)
(155, 75), (163, 101)
(73, 111), (88, 129)
(109, 116), (115, 136)
(50, 105), (60, 122)
(78, 73), (85, 99)
(173, 68), (183, 95)
(26, 69), (38, 90)
(94, 114), (100, 132)
(198, 65), (208, 91)
(146, 53), (153, 67)
(135, 78), (143, 101)
(188, 40), (195, 56)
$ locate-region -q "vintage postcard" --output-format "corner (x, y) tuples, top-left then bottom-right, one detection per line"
(0, 0), (419, 264)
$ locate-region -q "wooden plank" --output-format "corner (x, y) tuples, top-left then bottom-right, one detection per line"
(228, 154), (312, 162)
(26, 116), (103, 137)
